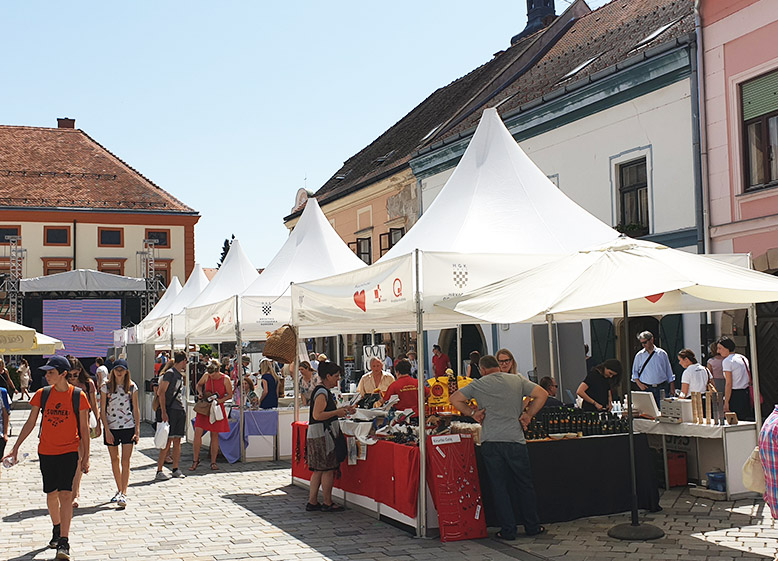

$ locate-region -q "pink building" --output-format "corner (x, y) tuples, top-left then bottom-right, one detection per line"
(701, 0), (778, 415)
(703, 0), (778, 263)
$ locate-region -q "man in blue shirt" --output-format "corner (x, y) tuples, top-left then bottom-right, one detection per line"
(0, 386), (10, 460)
(632, 330), (675, 406)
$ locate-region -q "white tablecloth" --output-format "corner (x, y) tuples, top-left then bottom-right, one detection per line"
(633, 418), (756, 439)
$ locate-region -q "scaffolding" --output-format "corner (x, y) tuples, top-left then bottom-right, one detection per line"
(1, 235), (25, 323)
(138, 238), (165, 319)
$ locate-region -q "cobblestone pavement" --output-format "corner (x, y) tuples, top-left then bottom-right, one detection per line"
(1, 408), (776, 561)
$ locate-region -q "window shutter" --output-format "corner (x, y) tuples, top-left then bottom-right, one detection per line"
(742, 70), (778, 121)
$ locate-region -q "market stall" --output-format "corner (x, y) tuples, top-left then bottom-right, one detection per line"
(634, 418), (757, 499)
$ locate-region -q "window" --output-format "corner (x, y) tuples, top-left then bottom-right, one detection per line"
(98, 227), (124, 247)
(379, 228), (405, 256)
(742, 71), (778, 191)
(155, 258), (172, 286)
(96, 258), (126, 276)
(618, 158), (649, 236)
(0, 225), (20, 245)
(44, 226), (70, 246)
(145, 229), (171, 249)
(348, 237), (372, 265)
(42, 258), (73, 275)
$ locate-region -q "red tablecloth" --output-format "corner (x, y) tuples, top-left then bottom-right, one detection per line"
(292, 422), (420, 518)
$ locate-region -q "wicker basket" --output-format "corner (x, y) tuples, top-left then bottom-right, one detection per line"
(263, 324), (297, 364)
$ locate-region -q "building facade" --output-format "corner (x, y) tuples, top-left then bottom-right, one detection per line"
(701, 0), (778, 413)
(0, 119), (199, 287)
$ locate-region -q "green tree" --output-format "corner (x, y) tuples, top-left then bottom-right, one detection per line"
(218, 234), (235, 268)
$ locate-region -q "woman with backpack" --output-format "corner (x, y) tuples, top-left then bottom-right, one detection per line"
(67, 358), (99, 509)
(100, 359), (139, 508)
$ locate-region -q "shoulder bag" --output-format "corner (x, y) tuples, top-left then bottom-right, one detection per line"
(742, 445), (766, 494)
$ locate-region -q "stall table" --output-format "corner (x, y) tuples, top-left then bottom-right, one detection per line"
(634, 419), (757, 499)
(292, 422), (661, 535)
(292, 422), (425, 531)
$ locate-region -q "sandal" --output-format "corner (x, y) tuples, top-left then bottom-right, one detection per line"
(321, 503), (345, 512)
(210, 462), (219, 470)
(526, 526), (547, 537)
(494, 531), (515, 541)
(189, 459), (200, 471)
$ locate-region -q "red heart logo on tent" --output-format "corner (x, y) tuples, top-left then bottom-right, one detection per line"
(354, 290), (366, 312)
(645, 293), (664, 303)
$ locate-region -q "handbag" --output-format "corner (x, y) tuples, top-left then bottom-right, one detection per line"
(263, 324), (297, 364)
(195, 377), (219, 416)
(742, 445), (766, 494)
(328, 421), (348, 464)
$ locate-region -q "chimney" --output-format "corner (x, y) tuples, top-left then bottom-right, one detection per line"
(57, 118), (75, 129)
(511, 0), (557, 44)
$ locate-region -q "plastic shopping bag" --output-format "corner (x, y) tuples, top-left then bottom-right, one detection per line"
(154, 421), (170, 449)
(213, 399), (224, 422)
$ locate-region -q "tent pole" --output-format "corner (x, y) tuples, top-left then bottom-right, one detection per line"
(456, 324), (462, 375)
(371, 329), (376, 346)
(608, 300), (664, 541)
(235, 295), (245, 463)
(546, 314), (556, 381)
(184, 335), (191, 444)
(748, 303), (762, 428)
(415, 249), (427, 539)
(291, 283), (300, 425)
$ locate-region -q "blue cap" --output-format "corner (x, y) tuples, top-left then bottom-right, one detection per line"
(111, 359), (129, 370)
(40, 355), (71, 373)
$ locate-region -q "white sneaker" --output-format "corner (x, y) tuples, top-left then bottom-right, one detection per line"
(117, 494), (127, 508)
(110, 491), (122, 503)
(171, 468), (186, 478)
(155, 470), (169, 481)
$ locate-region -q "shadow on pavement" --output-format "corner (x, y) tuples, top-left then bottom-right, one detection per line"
(6, 545), (48, 561)
(3, 503), (114, 523)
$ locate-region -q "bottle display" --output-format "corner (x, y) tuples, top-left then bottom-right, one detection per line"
(524, 407), (629, 441)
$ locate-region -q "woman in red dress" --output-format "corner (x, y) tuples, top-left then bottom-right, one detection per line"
(190, 359), (233, 471)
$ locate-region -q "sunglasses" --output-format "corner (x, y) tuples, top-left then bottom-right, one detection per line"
(640, 340), (652, 345)
(498, 359), (512, 364)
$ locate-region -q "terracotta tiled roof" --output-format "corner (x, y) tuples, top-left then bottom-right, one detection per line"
(304, 31), (544, 208)
(438, 0), (694, 140)
(0, 125), (196, 213)
(301, 0), (693, 213)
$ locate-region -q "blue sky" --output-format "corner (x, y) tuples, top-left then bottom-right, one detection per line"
(1, 0), (608, 275)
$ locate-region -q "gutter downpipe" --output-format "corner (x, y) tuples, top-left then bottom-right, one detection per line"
(694, 1), (714, 357)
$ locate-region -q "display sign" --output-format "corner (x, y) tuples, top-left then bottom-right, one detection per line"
(43, 299), (121, 357)
(426, 433), (487, 542)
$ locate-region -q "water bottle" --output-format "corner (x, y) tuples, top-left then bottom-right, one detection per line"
(2, 453), (29, 468)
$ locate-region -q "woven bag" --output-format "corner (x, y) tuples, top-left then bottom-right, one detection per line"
(264, 324), (297, 364)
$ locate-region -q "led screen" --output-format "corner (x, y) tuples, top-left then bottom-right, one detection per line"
(42, 299), (121, 357)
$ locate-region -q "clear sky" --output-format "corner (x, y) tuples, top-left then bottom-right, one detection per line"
(1, 0), (608, 276)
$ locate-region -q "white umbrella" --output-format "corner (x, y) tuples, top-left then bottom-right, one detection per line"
(441, 235), (778, 539)
(0, 318), (36, 353)
(440, 236), (778, 323)
(0, 318), (65, 355)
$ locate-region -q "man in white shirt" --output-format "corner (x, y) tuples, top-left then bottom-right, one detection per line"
(95, 357), (109, 387)
(356, 358), (395, 397)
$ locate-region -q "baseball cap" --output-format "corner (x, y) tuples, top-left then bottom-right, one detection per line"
(111, 359), (129, 370)
(40, 355), (71, 373)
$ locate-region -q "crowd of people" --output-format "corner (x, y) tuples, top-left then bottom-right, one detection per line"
(0, 331), (770, 558)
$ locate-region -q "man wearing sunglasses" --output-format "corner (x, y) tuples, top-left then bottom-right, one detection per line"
(631, 331), (675, 406)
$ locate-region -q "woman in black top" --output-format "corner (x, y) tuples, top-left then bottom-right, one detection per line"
(577, 359), (622, 412)
(466, 351), (482, 379)
(305, 361), (355, 512)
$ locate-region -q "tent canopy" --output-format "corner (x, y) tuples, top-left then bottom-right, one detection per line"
(21, 269), (146, 293)
(440, 236), (778, 323)
(293, 108), (620, 336)
(240, 197), (366, 339)
(143, 276), (182, 321)
(138, 264), (210, 345)
(185, 239), (260, 342)
(380, 107), (618, 261)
